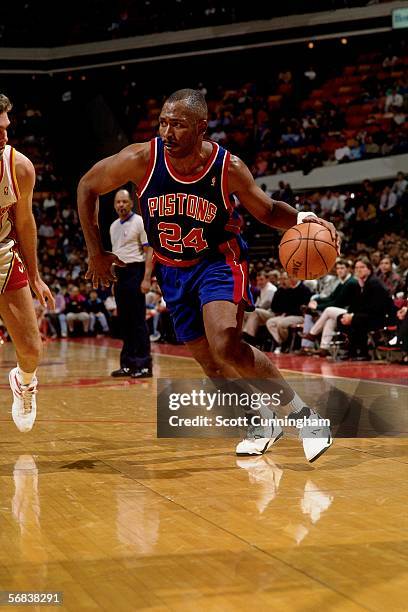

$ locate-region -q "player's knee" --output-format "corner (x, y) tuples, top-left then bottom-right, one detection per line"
(211, 332), (240, 365)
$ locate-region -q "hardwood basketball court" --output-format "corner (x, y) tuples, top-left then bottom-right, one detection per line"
(0, 338), (407, 611)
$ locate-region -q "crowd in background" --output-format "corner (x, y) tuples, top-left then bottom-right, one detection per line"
(2, 38), (408, 362)
(14, 167), (406, 363)
(129, 46), (408, 177)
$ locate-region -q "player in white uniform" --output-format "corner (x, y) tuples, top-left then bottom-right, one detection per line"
(0, 94), (54, 431)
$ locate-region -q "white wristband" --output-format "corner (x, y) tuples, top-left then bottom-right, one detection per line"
(297, 211), (318, 224)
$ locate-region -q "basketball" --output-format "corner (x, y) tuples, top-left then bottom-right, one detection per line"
(279, 222), (337, 280)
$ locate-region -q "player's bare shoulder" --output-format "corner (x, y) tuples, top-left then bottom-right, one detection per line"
(227, 153), (254, 193)
(13, 149), (36, 194)
(117, 142), (151, 181)
(100, 141), (152, 188)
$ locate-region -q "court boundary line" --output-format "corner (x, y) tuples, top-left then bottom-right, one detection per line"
(151, 351), (408, 388)
(57, 338), (408, 388)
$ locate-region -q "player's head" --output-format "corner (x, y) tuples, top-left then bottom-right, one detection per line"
(114, 189), (133, 220)
(0, 94), (12, 159)
(159, 89), (208, 157)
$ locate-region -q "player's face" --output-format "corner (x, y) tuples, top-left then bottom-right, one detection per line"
(159, 102), (205, 158)
(0, 112), (10, 159)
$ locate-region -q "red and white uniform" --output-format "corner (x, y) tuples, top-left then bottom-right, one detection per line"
(0, 145), (28, 293)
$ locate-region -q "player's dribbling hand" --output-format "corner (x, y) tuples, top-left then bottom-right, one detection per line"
(140, 279), (151, 294)
(301, 215), (341, 255)
(86, 251), (126, 288)
(30, 276), (56, 310)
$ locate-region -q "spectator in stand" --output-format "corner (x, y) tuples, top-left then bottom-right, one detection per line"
(381, 137), (394, 156)
(392, 109), (406, 127)
(268, 270), (281, 287)
(38, 218), (55, 239)
(65, 286), (90, 335)
(209, 127), (227, 144)
(265, 274), (311, 353)
(349, 139), (365, 161)
(45, 287), (68, 338)
(242, 271), (277, 343)
(395, 303), (408, 364)
(272, 181), (293, 204)
(145, 281), (167, 342)
(43, 192), (57, 215)
(384, 88), (404, 113)
(334, 138), (351, 163)
(313, 271), (340, 300)
(382, 53), (400, 70)
(379, 185), (398, 213)
(319, 190), (338, 217)
(300, 259), (358, 356)
(354, 198), (377, 242)
(376, 255), (403, 296)
(104, 289), (117, 317)
(379, 185), (399, 231)
(370, 250), (382, 271)
(392, 172), (407, 202)
(397, 251), (408, 280)
(364, 135), (380, 158)
(337, 257), (395, 360)
(391, 273), (408, 363)
(32, 298), (48, 342)
(86, 290), (110, 335)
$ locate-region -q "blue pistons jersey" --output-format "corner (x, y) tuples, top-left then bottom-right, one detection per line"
(137, 137), (253, 343)
(137, 137), (244, 266)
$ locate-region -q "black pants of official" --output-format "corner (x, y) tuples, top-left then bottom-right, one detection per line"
(115, 262), (151, 371)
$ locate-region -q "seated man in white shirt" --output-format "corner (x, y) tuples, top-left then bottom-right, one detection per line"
(242, 271), (277, 344)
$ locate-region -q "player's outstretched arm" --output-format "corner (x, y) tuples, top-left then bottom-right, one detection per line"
(77, 143), (150, 287)
(228, 155), (339, 249)
(14, 152), (55, 309)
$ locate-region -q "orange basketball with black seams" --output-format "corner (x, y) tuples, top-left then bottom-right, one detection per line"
(279, 222), (337, 280)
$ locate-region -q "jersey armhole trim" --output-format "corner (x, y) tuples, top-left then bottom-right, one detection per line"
(10, 148), (21, 200)
(0, 159), (4, 184)
(221, 151), (232, 212)
(137, 138), (157, 198)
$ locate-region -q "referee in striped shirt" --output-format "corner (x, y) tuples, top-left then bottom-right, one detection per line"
(110, 189), (153, 378)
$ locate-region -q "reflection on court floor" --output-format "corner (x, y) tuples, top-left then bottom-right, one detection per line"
(0, 339), (407, 611)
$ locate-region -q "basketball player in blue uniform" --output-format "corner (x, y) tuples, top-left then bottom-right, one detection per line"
(78, 89), (338, 462)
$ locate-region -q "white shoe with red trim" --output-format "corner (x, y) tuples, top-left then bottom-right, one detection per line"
(9, 368), (38, 433)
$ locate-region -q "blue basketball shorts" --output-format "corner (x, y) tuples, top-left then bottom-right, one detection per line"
(154, 240), (254, 343)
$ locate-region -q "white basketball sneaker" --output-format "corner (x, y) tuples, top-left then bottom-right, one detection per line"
(298, 407), (333, 462)
(236, 417), (283, 456)
(9, 368), (38, 433)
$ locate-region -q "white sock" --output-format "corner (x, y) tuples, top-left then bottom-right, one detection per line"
(17, 366), (36, 386)
(282, 392), (310, 416)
